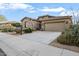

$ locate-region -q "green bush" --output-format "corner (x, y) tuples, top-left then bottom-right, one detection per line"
(2, 28), (14, 32)
(2, 28), (7, 32)
(57, 24), (79, 47)
(23, 27), (33, 33)
(11, 23), (21, 27)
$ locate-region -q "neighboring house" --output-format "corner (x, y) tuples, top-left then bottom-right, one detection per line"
(21, 17), (39, 30)
(0, 21), (18, 29)
(21, 15), (72, 32)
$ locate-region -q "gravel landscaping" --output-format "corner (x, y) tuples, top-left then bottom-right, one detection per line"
(49, 39), (79, 53)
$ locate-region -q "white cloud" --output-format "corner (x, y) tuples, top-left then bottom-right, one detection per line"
(0, 0), (79, 3)
(0, 3), (36, 13)
(39, 7), (65, 12)
(9, 4), (32, 9)
(28, 10), (36, 13)
(59, 11), (70, 16)
(0, 3), (34, 10)
(59, 10), (79, 24)
(59, 10), (79, 16)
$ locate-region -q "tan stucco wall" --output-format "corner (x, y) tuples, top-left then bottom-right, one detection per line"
(40, 18), (72, 32)
(21, 19), (29, 28)
(21, 19), (39, 30)
(31, 21), (39, 30)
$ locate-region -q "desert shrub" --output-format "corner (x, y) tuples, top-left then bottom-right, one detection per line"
(15, 29), (21, 34)
(15, 27), (22, 34)
(57, 24), (79, 47)
(23, 27), (33, 33)
(2, 28), (8, 32)
(57, 30), (74, 45)
(2, 28), (14, 32)
(2, 24), (16, 32)
(11, 22), (22, 34)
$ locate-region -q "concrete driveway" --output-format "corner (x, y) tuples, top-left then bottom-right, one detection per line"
(0, 32), (79, 56)
(18, 31), (61, 44)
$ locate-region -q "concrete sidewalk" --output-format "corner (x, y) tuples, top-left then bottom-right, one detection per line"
(0, 32), (79, 56)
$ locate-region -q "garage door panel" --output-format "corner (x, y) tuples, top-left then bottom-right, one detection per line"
(45, 22), (65, 31)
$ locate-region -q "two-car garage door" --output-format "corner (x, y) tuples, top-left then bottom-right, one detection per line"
(45, 22), (65, 32)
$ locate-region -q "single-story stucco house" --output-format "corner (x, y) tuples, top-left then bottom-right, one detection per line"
(21, 15), (72, 32)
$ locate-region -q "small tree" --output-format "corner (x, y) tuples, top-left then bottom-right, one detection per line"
(57, 8), (79, 46)
(63, 8), (79, 24)
(0, 15), (7, 21)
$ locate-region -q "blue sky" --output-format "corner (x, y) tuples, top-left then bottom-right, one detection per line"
(0, 3), (79, 21)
